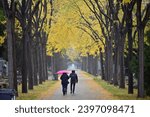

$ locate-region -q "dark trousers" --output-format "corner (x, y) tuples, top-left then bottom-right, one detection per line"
(70, 82), (76, 93)
(62, 84), (68, 95)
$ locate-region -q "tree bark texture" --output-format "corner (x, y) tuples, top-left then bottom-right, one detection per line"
(137, 0), (144, 98)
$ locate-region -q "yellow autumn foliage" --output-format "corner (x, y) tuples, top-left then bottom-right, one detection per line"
(0, 36), (5, 46)
(46, 0), (105, 60)
(122, 0), (131, 4)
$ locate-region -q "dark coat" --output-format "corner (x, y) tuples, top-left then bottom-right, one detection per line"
(60, 73), (69, 86)
(69, 73), (78, 83)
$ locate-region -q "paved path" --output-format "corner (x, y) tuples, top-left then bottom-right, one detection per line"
(43, 70), (113, 100)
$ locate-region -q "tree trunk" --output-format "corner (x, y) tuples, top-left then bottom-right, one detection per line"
(137, 0), (144, 98)
(113, 46), (119, 85)
(33, 49), (38, 85)
(51, 55), (54, 73)
(44, 47), (48, 80)
(6, 18), (15, 89)
(88, 55), (93, 74)
(43, 33), (48, 81)
(41, 43), (45, 82)
(27, 15), (33, 89)
(93, 56), (98, 76)
(38, 36), (43, 84)
(108, 38), (113, 83)
(21, 0), (28, 93)
(105, 46), (108, 81)
(27, 38), (33, 89)
(2, 0), (17, 93)
(127, 10), (134, 93)
(138, 27), (144, 98)
(82, 57), (86, 71)
(84, 57), (86, 71)
(100, 49), (105, 80)
(22, 29), (28, 93)
(84, 57), (88, 72)
(119, 38), (125, 88)
(113, 22), (120, 86)
(13, 23), (17, 95)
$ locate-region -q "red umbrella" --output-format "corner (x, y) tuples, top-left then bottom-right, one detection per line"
(56, 70), (70, 74)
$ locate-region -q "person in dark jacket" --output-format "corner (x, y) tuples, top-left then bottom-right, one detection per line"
(69, 70), (78, 94)
(60, 73), (69, 95)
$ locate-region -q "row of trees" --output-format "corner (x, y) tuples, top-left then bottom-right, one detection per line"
(0, 0), (150, 98)
(1, 0), (77, 96)
(76, 0), (150, 97)
(1, 0), (54, 94)
(43, 0), (150, 98)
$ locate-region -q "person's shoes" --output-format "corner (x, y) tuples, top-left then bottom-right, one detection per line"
(70, 91), (72, 94)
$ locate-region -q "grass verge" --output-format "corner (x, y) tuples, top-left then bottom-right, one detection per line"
(83, 71), (150, 100)
(94, 78), (150, 100)
(16, 80), (57, 100)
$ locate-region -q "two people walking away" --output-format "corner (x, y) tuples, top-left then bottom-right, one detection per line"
(60, 70), (78, 96)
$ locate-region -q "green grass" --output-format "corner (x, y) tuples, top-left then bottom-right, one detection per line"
(16, 80), (57, 100)
(83, 72), (150, 100)
(94, 78), (150, 100)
